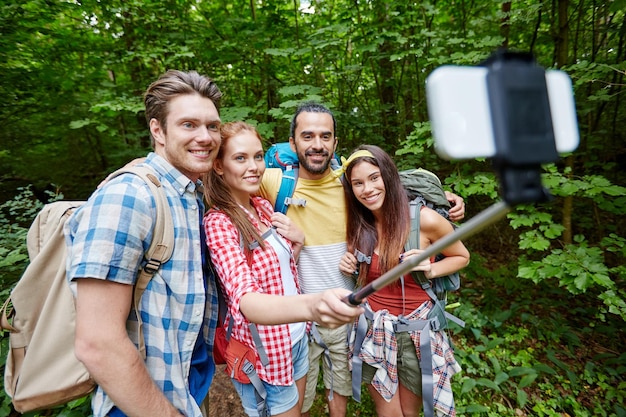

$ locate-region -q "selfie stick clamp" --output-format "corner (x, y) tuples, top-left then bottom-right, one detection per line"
(347, 50), (563, 306)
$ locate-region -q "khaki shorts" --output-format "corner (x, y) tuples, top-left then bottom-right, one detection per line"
(301, 324), (352, 412)
(361, 330), (423, 397)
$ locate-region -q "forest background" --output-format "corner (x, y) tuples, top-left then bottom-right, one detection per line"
(0, 0), (625, 416)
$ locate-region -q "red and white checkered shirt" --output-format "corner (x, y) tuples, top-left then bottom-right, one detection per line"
(204, 196), (301, 385)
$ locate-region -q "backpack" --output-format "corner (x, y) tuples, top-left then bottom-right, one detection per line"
(264, 142), (339, 214)
(0, 166), (174, 413)
(399, 168), (452, 219)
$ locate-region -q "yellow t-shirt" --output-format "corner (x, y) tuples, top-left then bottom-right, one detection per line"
(260, 168), (355, 293)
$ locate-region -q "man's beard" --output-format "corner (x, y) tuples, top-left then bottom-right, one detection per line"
(298, 150), (331, 175)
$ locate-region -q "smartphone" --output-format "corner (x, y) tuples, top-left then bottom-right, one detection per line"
(426, 65), (579, 160)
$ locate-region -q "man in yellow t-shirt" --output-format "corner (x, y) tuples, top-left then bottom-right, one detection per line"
(260, 102), (465, 417)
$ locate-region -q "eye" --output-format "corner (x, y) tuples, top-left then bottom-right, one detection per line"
(182, 122), (194, 129)
(235, 155), (245, 161)
(254, 153), (264, 161)
(208, 123), (220, 132)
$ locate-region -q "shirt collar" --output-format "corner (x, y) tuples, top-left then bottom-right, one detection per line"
(145, 152), (204, 196)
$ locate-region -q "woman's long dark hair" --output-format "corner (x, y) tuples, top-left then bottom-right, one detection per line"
(204, 121), (266, 251)
(342, 145), (410, 286)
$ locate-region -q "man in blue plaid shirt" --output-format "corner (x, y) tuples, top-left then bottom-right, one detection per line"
(66, 70), (222, 417)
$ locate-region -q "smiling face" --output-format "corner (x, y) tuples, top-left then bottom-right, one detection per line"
(150, 93), (222, 182)
(290, 111), (337, 179)
(349, 160), (386, 218)
(213, 130), (265, 206)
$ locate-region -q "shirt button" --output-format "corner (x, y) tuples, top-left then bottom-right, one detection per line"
(179, 187), (184, 193)
(191, 204), (197, 210)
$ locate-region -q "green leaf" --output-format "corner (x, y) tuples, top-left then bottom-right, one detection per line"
(519, 373), (538, 388)
(461, 378), (476, 394)
(495, 372), (509, 385)
(476, 378), (499, 391)
(508, 367), (536, 377)
(516, 388), (528, 408)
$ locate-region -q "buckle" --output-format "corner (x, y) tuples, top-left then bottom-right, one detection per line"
(243, 360), (256, 375)
(284, 197), (306, 207)
(143, 258), (162, 274)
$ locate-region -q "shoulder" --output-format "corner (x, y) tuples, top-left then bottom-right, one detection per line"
(259, 168), (284, 203)
(205, 208), (238, 236)
(419, 205), (453, 234)
(252, 196), (274, 213)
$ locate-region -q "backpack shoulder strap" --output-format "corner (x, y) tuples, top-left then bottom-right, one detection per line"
(405, 200), (441, 305)
(107, 165), (174, 358)
(275, 166), (305, 214)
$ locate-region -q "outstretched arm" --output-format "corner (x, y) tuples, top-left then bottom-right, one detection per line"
(240, 289), (364, 328)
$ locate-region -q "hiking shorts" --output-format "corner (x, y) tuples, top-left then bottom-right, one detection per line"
(232, 336), (309, 416)
(361, 330), (423, 397)
(302, 323), (352, 412)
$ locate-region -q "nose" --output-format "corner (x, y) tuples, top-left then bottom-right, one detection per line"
(197, 126), (219, 144)
(246, 158), (258, 171)
(311, 136), (324, 150)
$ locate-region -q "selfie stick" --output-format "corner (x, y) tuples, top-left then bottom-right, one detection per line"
(346, 201), (510, 306)
(346, 50), (575, 306)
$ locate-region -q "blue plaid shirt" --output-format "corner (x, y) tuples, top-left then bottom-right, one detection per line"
(65, 153), (218, 417)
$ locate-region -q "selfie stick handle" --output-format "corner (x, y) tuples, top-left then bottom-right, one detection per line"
(346, 200), (511, 306)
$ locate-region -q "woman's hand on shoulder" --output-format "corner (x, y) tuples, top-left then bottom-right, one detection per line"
(270, 212), (304, 247)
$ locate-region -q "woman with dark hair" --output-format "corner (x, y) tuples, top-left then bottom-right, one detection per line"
(204, 122), (362, 417)
(337, 145), (469, 417)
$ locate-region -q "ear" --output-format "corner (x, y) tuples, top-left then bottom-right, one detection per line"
(150, 118), (166, 147)
(213, 159), (224, 175)
(289, 137), (296, 153)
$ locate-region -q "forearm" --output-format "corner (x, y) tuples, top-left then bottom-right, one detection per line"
(425, 255), (469, 279)
(77, 337), (183, 417)
(240, 292), (314, 325)
(74, 279), (183, 417)
(240, 289), (363, 328)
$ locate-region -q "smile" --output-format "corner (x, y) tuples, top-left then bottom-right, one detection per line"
(190, 150), (211, 156)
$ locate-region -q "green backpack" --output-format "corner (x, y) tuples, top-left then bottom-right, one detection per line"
(400, 168), (463, 331)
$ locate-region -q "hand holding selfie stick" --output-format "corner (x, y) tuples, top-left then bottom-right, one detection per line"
(346, 50), (579, 307)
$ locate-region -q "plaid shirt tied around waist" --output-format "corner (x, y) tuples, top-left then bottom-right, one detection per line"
(348, 301), (461, 417)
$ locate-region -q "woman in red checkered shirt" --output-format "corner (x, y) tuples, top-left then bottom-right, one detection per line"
(203, 121), (363, 417)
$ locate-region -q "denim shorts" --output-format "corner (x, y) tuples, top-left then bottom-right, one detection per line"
(232, 336), (309, 416)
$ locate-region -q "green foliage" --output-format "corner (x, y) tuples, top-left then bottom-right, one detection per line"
(1, 0), (625, 414)
(0, 187), (47, 290)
